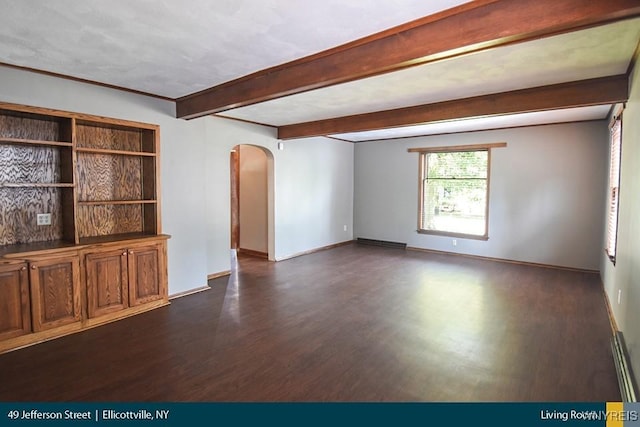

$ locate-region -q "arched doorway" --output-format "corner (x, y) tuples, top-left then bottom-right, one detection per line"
(230, 144), (275, 260)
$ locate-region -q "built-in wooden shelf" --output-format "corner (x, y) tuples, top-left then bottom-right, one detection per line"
(0, 239), (77, 258)
(0, 183), (74, 188)
(77, 232), (169, 246)
(76, 147), (156, 157)
(78, 200), (157, 206)
(0, 101), (166, 354)
(0, 138), (72, 147)
(0, 234), (170, 258)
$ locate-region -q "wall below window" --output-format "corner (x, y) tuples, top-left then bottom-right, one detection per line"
(354, 122), (608, 271)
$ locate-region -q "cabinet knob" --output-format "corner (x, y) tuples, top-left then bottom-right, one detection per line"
(122, 251), (127, 256)
(21, 266), (27, 271)
(31, 265), (36, 270)
(129, 250), (134, 255)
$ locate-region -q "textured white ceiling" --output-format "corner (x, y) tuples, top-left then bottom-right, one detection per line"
(219, 19), (640, 126)
(0, 2), (636, 139)
(0, 0), (468, 98)
(331, 105), (611, 142)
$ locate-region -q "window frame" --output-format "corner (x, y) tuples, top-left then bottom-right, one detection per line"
(606, 109), (623, 264)
(409, 142), (506, 241)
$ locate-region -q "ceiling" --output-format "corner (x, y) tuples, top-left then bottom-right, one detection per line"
(0, 0), (639, 142)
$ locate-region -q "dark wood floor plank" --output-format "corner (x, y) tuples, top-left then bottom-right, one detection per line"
(0, 244), (619, 401)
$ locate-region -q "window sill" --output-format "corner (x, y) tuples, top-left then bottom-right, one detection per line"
(417, 229), (489, 241)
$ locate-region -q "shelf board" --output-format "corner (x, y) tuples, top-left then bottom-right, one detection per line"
(0, 183), (75, 188)
(76, 147), (156, 157)
(0, 239), (77, 258)
(0, 234), (170, 258)
(78, 200), (157, 206)
(0, 137), (72, 147)
(78, 232), (169, 246)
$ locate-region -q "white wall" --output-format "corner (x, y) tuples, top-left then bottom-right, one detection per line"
(274, 137), (354, 258)
(204, 120), (354, 263)
(354, 122), (608, 270)
(0, 66), (355, 295)
(601, 62), (640, 379)
(239, 145), (268, 253)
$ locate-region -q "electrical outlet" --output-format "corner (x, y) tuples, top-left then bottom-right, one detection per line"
(618, 289), (622, 305)
(37, 213), (51, 226)
(452, 239), (457, 246)
(343, 225), (347, 232)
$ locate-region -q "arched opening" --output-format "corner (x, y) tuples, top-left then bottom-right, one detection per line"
(230, 144), (275, 260)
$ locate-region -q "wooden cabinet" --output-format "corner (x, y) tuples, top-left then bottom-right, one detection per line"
(0, 102), (169, 354)
(85, 248), (129, 318)
(85, 240), (167, 318)
(127, 243), (165, 307)
(0, 262), (31, 340)
(29, 254), (81, 332)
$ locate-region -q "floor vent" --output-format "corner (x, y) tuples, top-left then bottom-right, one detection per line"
(612, 331), (638, 402)
(356, 238), (407, 250)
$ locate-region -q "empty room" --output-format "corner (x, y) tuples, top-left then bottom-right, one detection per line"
(1, 0), (640, 403)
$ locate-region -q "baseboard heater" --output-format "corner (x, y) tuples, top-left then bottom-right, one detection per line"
(356, 238), (407, 250)
(612, 331), (638, 402)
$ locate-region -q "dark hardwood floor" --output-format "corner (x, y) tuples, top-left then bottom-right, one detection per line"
(0, 243), (620, 401)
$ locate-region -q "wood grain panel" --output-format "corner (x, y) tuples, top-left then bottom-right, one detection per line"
(128, 244), (161, 306)
(230, 148), (239, 249)
(0, 111), (67, 141)
(142, 204), (157, 235)
(0, 263), (31, 340)
(0, 145), (61, 183)
(76, 205), (143, 238)
(30, 256), (81, 332)
(76, 123), (142, 151)
(85, 249), (129, 318)
(60, 187), (77, 244)
(0, 188), (64, 245)
(40, 264), (74, 324)
(76, 153), (142, 201)
(140, 130), (156, 154)
(141, 156), (156, 200)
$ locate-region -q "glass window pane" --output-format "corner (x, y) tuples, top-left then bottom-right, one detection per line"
(421, 150), (488, 237)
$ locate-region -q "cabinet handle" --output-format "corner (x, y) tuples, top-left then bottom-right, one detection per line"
(122, 251), (127, 256)
(31, 265), (36, 270)
(129, 250), (134, 255)
(21, 266), (27, 271)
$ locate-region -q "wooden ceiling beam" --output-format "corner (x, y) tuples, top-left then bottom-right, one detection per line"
(176, 0), (640, 119)
(277, 75), (629, 140)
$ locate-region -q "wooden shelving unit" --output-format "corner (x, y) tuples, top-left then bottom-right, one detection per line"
(0, 102), (169, 354)
(0, 138), (73, 147)
(76, 147), (157, 156)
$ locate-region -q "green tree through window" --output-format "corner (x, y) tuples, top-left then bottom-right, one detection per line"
(420, 149), (489, 239)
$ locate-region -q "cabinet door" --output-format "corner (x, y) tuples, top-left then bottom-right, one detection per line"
(0, 263), (31, 340)
(29, 255), (81, 332)
(128, 243), (164, 306)
(85, 248), (129, 318)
